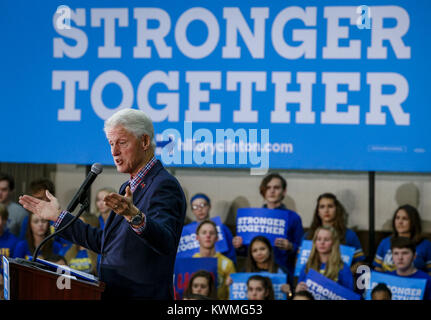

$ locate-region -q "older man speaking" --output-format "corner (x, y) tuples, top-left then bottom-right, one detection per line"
(19, 109), (186, 299)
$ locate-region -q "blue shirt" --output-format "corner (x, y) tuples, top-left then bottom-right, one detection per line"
(68, 249), (93, 274)
(0, 230), (19, 263)
(298, 262), (354, 290)
(265, 204), (304, 274)
(13, 239), (62, 260)
(303, 229), (365, 264)
(373, 236), (431, 273)
(389, 269), (431, 300)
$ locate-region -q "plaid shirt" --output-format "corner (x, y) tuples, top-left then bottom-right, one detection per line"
(54, 157), (158, 234)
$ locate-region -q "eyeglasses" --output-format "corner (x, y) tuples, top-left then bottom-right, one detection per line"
(192, 203), (208, 210)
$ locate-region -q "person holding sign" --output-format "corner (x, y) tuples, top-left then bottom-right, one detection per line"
(193, 220), (236, 300)
(296, 226), (354, 293)
(247, 275), (275, 300)
(388, 237), (431, 300)
(188, 193), (236, 264)
(303, 193), (365, 273)
(373, 205), (431, 274)
(183, 270), (217, 299)
(233, 173), (303, 274)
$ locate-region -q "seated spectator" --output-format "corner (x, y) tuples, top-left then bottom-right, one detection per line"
(183, 270), (217, 300)
(94, 187), (116, 230)
(14, 212), (62, 260)
(373, 205), (431, 275)
(292, 290), (315, 300)
(0, 172), (28, 237)
(371, 283), (392, 300)
(296, 226), (354, 292)
(247, 275), (274, 300)
(193, 220), (236, 300)
(0, 203), (19, 261)
(18, 178), (72, 255)
(227, 235), (292, 297)
(64, 213), (99, 275)
(233, 173), (303, 274)
(303, 193), (365, 271)
(186, 193), (236, 264)
(388, 237), (431, 300)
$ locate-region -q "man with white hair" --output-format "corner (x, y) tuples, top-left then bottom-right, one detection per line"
(20, 108), (187, 299)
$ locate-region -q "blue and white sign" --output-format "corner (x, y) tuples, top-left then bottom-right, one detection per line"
(0, 1), (430, 172)
(294, 240), (355, 276)
(2, 256), (10, 300)
(305, 269), (361, 300)
(173, 257), (218, 300)
(365, 271), (426, 300)
(229, 272), (287, 300)
(236, 208), (288, 246)
(177, 216), (228, 258)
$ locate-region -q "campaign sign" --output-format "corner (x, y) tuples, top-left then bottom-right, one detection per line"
(177, 216), (228, 258)
(294, 240), (355, 276)
(305, 269), (361, 300)
(365, 271), (426, 300)
(229, 272), (287, 300)
(2, 256), (10, 300)
(173, 257), (217, 300)
(236, 208), (288, 245)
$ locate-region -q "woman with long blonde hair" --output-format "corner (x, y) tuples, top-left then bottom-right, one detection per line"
(295, 226), (354, 293)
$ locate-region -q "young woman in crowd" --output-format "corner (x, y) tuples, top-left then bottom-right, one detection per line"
(373, 204), (431, 275)
(14, 212), (62, 260)
(183, 270), (217, 299)
(94, 187), (116, 230)
(247, 275), (274, 300)
(233, 173), (303, 274)
(187, 193), (236, 264)
(304, 193), (365, 270)
(296, 226), (354, 292)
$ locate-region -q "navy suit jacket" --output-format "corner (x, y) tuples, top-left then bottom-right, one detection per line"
(57, 160), (186, 299)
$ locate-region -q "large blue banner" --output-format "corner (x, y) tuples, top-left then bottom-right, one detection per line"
(173, 257), (218, 300)
(177, 216), (228, 258)
(365, 271), (426, 300)
(229, 272), (287, 300)
(1, 1), (430, 172)
(294, 240), (355, 276)
(236, 208), (288, 246)
(305, 269), (361, 300)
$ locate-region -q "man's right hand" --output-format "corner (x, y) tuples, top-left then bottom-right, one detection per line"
(19, 190), (62, 222)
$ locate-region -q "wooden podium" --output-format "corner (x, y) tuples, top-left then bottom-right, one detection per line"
(5, 258), (105, 300)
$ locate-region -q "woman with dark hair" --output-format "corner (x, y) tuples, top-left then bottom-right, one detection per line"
(373, 204), (431, 274)
(183, 270), (217, 299)
(227, 235), (292, 297)
(304, 193), (365, 268)
(247, 275), (274, 300)
(14, 213), (62, 260)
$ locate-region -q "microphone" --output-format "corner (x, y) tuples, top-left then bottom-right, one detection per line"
(66, 163), (103, 213)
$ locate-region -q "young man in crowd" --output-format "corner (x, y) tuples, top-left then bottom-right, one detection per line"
(194, 220), (236, 300)
(0, 173), (28, 237)
(389, 237), (431, 300)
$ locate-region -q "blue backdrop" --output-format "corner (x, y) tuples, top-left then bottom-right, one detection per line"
(1, 0), (430, 172)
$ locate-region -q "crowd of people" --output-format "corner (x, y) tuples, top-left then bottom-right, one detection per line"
(0, 170), (430, 300)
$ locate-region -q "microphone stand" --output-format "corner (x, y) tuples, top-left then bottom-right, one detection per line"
(31, 199), (90, 262)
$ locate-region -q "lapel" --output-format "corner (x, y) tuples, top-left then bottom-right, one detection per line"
(103, 161), (163, 242)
